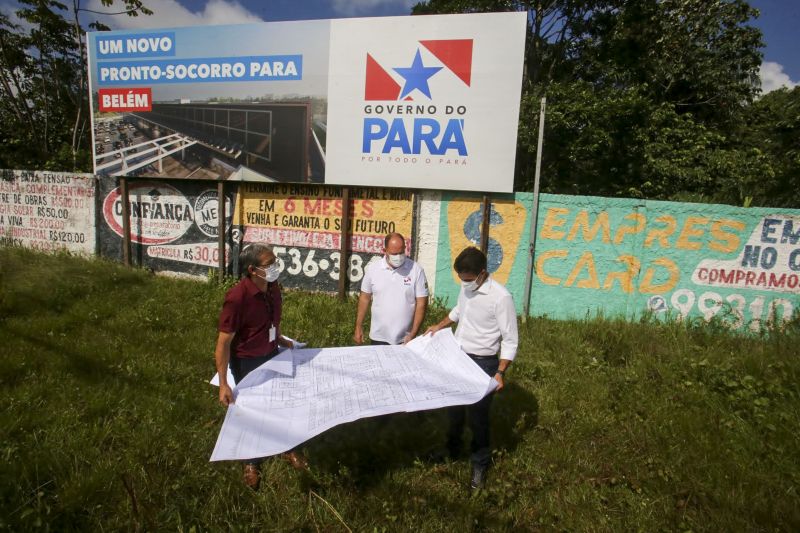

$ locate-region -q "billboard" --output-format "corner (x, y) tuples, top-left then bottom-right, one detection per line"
(86, 13), (526, 192)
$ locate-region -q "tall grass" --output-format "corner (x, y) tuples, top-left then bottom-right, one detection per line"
(1, 246), (798, 531)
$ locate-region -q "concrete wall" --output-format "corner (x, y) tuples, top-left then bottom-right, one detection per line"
(431, 192), (800, 332)
(3, 168), (798, 332)
(97, 177), (233, 276)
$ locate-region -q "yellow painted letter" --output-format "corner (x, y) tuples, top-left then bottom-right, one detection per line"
(613, 212), (646, 244)
(603, 255), (642, 293)
(709, 219), (745, 253)
(676, 217), (709, 250)
(639, 258), (680, 293)
(536, 249), (568, 285)
(644, 215), (677, 249)
(541, 207), (570, 240)
(565, 251), (600, 289)
(567, 210), (611, 243)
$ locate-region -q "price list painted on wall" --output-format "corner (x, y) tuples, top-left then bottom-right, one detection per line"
(0, 170), (96, 254)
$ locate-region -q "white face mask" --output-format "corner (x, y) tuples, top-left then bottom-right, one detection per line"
(461, 279), (479, 292)
(387, 253), (406, 268)
(256, 264), (280, 283)
(461, 272), (485, 292)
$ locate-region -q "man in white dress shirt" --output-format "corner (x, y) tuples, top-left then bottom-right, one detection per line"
(425, 246), (519, 490)
(354, 232), (429, 345)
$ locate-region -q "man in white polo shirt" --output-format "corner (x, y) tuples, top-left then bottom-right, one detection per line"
(424, 246), (518, 491)
(354, 232), (428, 345)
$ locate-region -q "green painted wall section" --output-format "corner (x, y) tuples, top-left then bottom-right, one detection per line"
(436, 193), (800, 332)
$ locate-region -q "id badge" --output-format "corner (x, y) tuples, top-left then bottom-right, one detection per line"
(269, 325), (277, 342)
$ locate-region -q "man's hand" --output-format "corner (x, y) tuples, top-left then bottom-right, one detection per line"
(354, 327), (364, 344)
(279, 336), (294, 349)
(494, 373), (505, 392)
(424, 317), (454, 337)
(423, 324), (442, 337)
(402, 333), (413, 344)
(219, 383), (235, 406)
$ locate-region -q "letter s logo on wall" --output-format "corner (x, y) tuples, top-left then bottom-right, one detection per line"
(446, 197), (527, 285)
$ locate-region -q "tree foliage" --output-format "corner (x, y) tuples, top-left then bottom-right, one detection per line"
(0, 0), (151, 172)
(0, 1), (794, 208)
(415, 0), (794, 208)
(736, 87), (800, 207)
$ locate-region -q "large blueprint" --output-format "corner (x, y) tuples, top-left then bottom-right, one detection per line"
(210, 329), (497, 461)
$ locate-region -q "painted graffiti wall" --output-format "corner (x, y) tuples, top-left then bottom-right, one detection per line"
(0, 169), (96, 254)
(234, 182), (414, 291)
(97, 178), (233, 276)
(432, 192), (531, 309)
(3, 167), (797, 334)
(433, 193), (800, 332)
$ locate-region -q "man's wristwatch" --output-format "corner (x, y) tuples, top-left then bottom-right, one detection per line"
(496, 369), (506, 376)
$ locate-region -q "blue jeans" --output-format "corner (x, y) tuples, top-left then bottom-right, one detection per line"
(446, 356), (499, 468)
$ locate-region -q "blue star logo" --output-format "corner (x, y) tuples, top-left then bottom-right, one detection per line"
(393, 49), (442, 100)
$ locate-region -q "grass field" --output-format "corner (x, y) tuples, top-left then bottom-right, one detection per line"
(1, 246), (799, 532)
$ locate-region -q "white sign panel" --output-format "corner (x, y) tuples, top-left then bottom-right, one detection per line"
(326, 12), (526, 192)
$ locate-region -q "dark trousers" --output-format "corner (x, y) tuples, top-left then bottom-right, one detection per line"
(446, 356), (499, 468)
(230, 350), (278, 465)
(370, 339), (391, 346)
(229, 350), (278, 385)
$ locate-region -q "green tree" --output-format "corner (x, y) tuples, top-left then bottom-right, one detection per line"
(736, 87), (800, 207)
(414, 0), (776, 206)
(576, 0), (763, 127)
(0, 0), (151, 172)
(412, 1), (609, 88)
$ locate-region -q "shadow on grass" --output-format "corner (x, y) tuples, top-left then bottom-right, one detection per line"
(303, 382), (538, 490)
(0, 322), (150, 390)
(492, 381), (539, 452)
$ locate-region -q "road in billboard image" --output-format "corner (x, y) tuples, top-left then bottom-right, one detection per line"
(86, 13), (525, 192)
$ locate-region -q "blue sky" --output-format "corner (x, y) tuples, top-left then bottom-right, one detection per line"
(2, 0), (797, 91)
(748, 0), (799, 92)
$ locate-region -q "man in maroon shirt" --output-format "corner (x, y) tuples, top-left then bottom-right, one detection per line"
(214, 243), (305, 489)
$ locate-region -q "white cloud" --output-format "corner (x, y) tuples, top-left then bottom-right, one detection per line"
(759, 61), (798, 94)
(0, 2), (35, 33)
(329, 0), (417, 17)
(83, 0), (263, 30)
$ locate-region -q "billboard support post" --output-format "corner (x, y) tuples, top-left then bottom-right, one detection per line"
(217, 180), (225, 281)
(120, 177), (131, 267)
(480, 194), (491, 254)
(522, 96), (547, 320)
(338, 186), (351, 299)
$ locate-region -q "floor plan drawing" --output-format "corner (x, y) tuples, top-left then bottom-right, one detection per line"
(210, 329), (497, 461)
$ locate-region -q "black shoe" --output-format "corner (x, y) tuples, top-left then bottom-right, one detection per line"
(470, 464), (487, 490)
